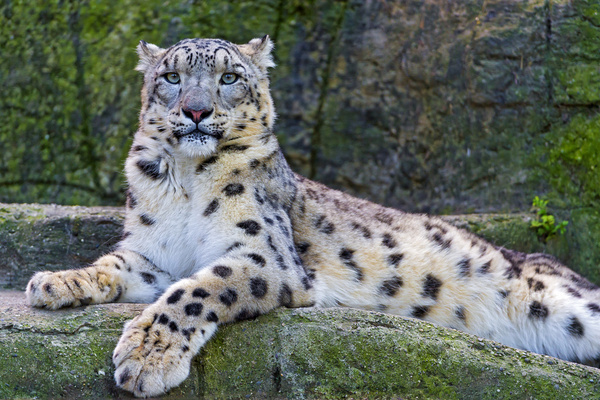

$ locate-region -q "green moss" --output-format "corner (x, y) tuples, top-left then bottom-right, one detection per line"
(525, 111), (600, 283)
(555, 65), (600, 104)
(198, 309), (600, 399)
(0, 308), (122, 399)
(543, 113), (600, 208)
(0, 296), (201, 399)
(3, 296), (600, 399)
(443, 214), (547, 255)
(199, 316), (281, 398)
(535, 1), (600, 284)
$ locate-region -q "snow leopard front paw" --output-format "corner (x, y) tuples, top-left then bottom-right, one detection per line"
(112, 308), (208, 397)
(26, 270), (95, 309)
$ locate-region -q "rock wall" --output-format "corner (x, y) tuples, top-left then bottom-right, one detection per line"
(1, 1), (600, 277)
(1, 0), (598, 209)
(0, 0), (598, 209)
(0, 204), (123, 290)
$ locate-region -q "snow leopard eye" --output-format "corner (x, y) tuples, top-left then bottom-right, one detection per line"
(164, 72), (180, 84)
(221, 73), (238, 85)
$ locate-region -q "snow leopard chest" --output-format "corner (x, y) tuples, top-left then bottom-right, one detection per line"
(122, 177), (233, 280)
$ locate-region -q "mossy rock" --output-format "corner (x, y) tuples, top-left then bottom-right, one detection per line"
(2, 291), (600, 399)
(2, 204), (599, 397)
(2, 203), (595, 290)
(0, 291), (199, 399)
(0, 203), (123, 290)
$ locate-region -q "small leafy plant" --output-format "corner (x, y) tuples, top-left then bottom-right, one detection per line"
(530, 196), (568, 242)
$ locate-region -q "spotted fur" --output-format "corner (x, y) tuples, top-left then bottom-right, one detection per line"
(26, 36), (600, 398)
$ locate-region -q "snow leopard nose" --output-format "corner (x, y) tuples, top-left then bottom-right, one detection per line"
(182, 86), (213, 124)
(182, 106), (213, 124)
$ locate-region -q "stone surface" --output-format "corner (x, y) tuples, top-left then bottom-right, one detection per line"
(1, 205), (599, 398)
(2, 291), (600, 399)
(0, 291), (199, 399)
(0, 203), (123, 290)
(2, 202), (596, 292)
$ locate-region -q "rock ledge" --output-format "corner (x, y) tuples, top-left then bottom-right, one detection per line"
(2, 291), (600, 399)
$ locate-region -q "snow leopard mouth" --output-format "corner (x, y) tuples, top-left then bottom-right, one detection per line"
(176, 128), (223, 141)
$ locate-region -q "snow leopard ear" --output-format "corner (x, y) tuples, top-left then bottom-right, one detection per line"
(136, 41), (165, 73)
(237, 35), (275, 73)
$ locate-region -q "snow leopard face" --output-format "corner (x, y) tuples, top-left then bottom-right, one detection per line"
(135, 37), (276, 158)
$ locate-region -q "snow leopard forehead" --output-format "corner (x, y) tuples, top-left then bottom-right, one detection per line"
(161, 39), (246, 74)
(136, 36), (274, 78)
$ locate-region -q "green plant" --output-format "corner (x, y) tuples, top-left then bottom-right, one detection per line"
(530, 196), (568, 242)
